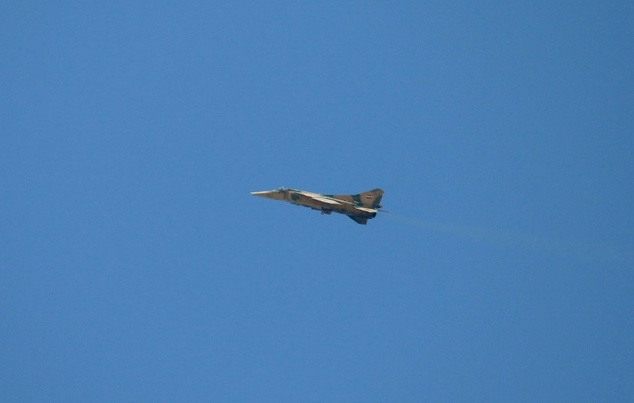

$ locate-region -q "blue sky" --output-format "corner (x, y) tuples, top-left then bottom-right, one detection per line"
(2, 2), (633, 401)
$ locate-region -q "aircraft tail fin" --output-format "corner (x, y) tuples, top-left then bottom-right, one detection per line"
(359, 188), (384, 208)
(332, 188), (384, 208)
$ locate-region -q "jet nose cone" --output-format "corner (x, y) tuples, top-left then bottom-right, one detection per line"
(251, 189), (285, 201)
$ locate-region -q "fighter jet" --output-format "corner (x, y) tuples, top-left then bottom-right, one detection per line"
(251, 187), (384, 225)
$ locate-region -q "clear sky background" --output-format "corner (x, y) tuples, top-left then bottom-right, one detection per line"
(2, 2), (633, 402)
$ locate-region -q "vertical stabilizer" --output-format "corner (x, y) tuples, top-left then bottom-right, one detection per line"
(358, 188), (384, 208)
(332, 188), (384, 208)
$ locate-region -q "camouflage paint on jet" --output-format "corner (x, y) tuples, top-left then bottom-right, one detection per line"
(251, 187), (384, 225)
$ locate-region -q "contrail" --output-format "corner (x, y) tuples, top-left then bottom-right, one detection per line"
(386, 213), (631, 264)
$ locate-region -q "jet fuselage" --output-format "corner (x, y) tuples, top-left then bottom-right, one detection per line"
(251, 187), (384, 225)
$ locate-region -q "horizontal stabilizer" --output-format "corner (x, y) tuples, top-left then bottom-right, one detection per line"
(355, 206), (378, 213)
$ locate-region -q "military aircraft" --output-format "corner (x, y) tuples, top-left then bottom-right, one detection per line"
(251, 187), (384, 225)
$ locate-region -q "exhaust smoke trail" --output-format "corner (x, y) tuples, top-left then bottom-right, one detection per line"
(386, 213), (631, 264)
